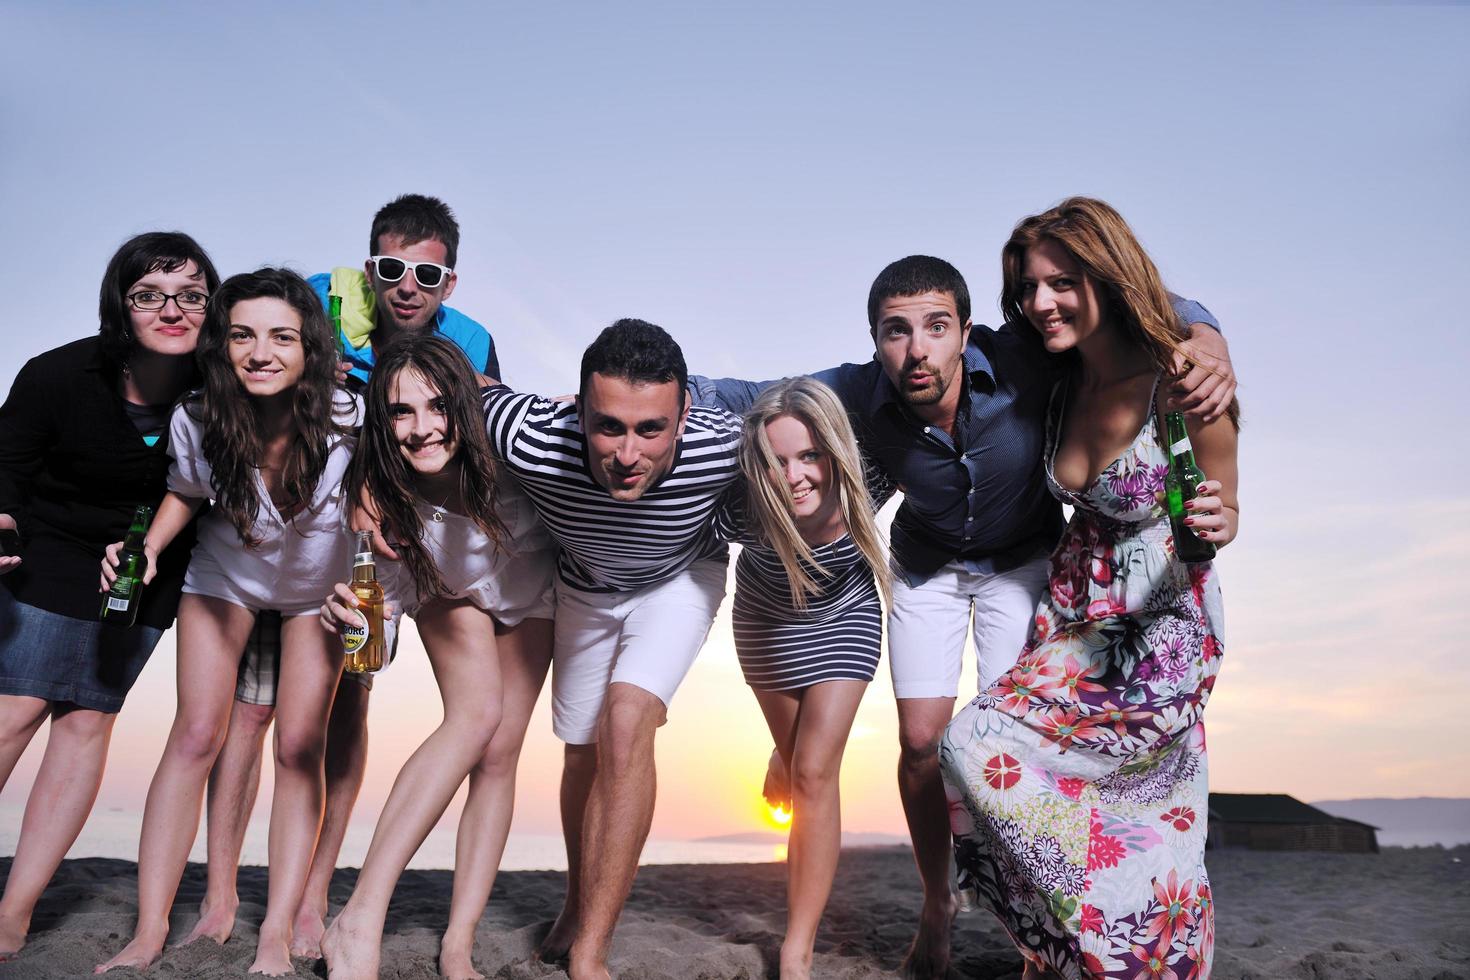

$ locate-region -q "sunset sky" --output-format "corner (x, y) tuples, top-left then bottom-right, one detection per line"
(2, 2), (1466, 855)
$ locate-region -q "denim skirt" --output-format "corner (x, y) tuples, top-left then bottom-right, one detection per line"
(0, 584), (165, 713)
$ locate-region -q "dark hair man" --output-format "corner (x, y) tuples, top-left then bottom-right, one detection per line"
(479, 319), (741, 979)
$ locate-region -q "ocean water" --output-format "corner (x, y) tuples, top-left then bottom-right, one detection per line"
(0, 802), (787, 871)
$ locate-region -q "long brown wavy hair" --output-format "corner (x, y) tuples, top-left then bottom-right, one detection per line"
(346, 333), (506, 600)
(739, 377), (890, 611)
(1000, 196), (1240, 427)
(187, 268), (347, 547)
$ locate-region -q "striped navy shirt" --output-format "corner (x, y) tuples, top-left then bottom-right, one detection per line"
(481, 385), (743, 593)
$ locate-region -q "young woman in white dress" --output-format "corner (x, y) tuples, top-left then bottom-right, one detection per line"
(98, 268), (365, 976)
(317, 332), (556, 980)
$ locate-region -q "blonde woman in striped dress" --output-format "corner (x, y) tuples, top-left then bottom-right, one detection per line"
(720, 377), (890, 980)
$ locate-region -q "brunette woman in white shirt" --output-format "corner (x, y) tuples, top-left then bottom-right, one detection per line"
(98, 268), (363, 976)
(317, 333), (555, 980)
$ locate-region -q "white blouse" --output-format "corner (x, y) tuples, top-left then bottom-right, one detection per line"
(167, 393), (368, 617)
(388, 471), (556, 625)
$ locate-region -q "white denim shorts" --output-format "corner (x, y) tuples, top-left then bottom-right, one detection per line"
(550, 558), (728, 744)
(887, 552), (1050, 699)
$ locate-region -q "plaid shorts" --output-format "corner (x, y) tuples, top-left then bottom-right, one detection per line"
(234, 611), (390, 705)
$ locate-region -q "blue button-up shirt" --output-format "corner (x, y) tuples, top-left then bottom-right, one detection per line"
(692, 298), (1218, 584)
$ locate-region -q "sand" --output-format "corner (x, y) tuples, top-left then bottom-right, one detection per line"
(1, 845), (1466, 978)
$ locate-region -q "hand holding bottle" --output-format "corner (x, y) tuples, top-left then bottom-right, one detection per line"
(99, 539), (159, 591)
(319, 581), (367, 635)
(1180, 479), (1228, 544)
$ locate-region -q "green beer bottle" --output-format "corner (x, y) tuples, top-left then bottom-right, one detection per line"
(100, 505), (154, 626)
(1163, 412), (1217, 564)
(329, 293), (347, 357)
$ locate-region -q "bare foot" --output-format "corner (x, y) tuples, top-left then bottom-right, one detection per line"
(321, 912), (381, 980)
(289, 906), (326, 959)
(181, 895), (238, 946)
(0, 912), (28, 962)
(533, 908), (578, 964)
(899, 892), (958, 980)
(94, 933), (165, 974)
(778, 946), (812, 980)
(567, 950), (612, 980)
(437, 930), (485, 980)
(247, 926), (293, 976)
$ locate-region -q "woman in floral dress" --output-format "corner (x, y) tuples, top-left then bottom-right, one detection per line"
(940, 197), (1239, 980)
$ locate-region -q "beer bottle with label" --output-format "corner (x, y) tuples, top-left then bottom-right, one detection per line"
(100, 505), (154, 626)
(1163, 411), (1217, 563)
(342, 530), (385, 673)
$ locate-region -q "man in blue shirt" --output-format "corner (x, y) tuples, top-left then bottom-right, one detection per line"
(187, 195), (521, 959)
(312, 193), (501, 387)
(694, 255), (1233, 978)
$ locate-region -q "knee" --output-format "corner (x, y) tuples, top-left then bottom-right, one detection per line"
(233, 701), (276, 735)
(173, 714), (230, 763)
(273, 728), (328, 773)
(897, 724), (945, 770)
(474, 729), (528, 781)
(451, 699), (503, 755)
(562, 743), (597, 783)
(788, 755), (838, 804)
(596, 693), (662, 768)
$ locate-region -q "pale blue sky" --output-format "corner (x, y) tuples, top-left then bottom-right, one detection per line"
(2, 3), (1467, 842)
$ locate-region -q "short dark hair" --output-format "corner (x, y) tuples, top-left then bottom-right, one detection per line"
(866, 255), (970, 331)
(578, 318), (688, 406)
(98, 231), (220, 366)
(369, 194), (461, 269)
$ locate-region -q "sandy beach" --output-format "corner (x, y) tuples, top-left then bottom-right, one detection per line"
(2, 845), (1466, 979)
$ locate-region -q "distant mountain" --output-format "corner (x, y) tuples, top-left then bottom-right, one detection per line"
(1312, 797), (1470, 847)
(695, 831), (908, 848)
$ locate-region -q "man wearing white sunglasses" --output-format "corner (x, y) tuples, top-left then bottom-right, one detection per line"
(325, 193), (501, 386)
(183, 193), (508, 958)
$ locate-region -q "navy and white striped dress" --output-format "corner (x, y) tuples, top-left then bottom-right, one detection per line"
(730, 534), (882, 691)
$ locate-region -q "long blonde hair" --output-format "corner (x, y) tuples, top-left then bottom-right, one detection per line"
(1001, 196), (1239, 426)
(739, 377), (890, 611)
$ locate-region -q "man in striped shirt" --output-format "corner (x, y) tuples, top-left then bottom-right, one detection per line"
(482, 319), (742, 979)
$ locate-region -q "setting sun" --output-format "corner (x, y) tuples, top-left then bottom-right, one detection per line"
(767, 805), (792, 828)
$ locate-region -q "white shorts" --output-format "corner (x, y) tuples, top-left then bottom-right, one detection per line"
(887, 552), (1050, 700)
(551, 558), (727, 744)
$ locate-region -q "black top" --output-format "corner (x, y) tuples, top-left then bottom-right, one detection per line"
(0, 337), (198, 629)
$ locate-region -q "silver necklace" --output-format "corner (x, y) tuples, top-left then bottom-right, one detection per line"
(428, 486), (453, 523)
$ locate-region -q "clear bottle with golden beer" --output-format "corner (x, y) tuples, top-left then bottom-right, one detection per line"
(342, 530), (385, 673)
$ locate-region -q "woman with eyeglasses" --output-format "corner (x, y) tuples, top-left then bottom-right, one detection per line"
(717, 377), (890, 980)
(0, 233), (219, 963)
(940, 198), (1238, 980)
(313, 333), (555, 980)
(95, 268), (370, 976)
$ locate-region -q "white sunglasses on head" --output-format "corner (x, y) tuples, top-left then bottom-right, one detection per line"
(369, 255), (454, 289)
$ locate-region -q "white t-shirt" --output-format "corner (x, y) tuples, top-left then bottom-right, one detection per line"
(167, 393), (367, 617)
(388, 471), (556, 624)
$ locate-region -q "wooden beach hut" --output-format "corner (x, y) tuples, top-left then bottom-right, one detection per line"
(1206, 793), (1380, 853)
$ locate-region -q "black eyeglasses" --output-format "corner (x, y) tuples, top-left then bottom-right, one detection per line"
(369, 255), (454, 289)
(127, 290), (209, 313)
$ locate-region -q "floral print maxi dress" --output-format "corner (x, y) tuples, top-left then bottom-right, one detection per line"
(939, 383), (1223, 979)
